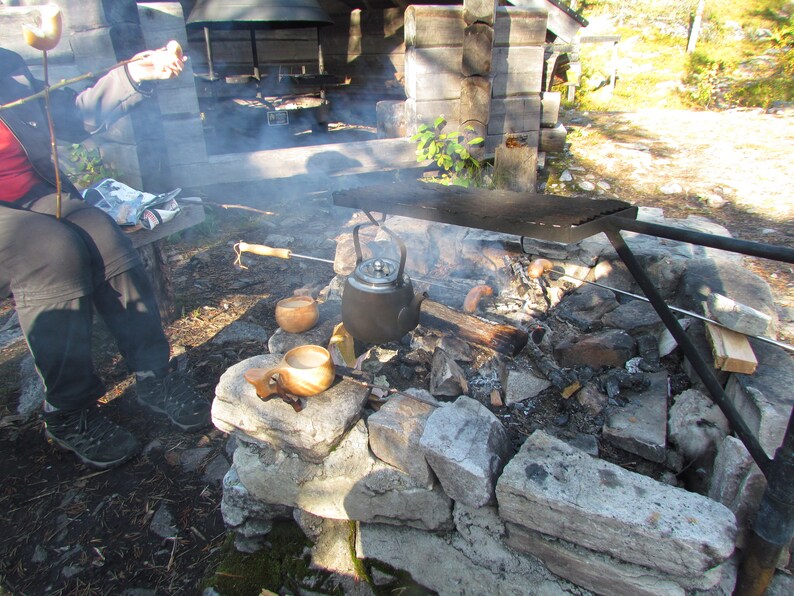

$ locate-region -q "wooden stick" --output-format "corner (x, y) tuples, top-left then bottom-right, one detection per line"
(0, 56), (141, 111)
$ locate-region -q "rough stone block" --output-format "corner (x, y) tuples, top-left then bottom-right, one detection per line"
(603, 371), (669, 463)
(709, 435), (766, 548)
(668, 388), (730, 463)
(496, 430), (737, 577)
(724, 339), (794, 459)
(420, 396), (513, 507)
(356, 504), (571, 594)
(505, 524), (731, 594)
(602, 299), (664, 336)
(368, 393), (438, 488)
(233, 421), (453, 531)
(676, 259), (778, 337)
(707, 292), (772, 337)
(212, 353), (369, 463)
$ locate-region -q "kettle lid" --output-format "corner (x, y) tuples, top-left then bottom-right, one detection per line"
(355, 257), (401, 285)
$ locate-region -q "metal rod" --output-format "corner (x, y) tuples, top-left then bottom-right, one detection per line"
(604, 226), (771, 471)
(289, 252), (333, 264)
(550, 272), (794, 353)
(249, 29), (260, 81)
(605, 217), (794, 595)
(609, 216), (794, 264)
(735, 411), (794, 595)
(203, 27), (215, 81)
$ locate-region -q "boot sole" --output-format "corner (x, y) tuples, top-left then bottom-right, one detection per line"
(45, 430), (138, 470)
(137, 395), (211, 432)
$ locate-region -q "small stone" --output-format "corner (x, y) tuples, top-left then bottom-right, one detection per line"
(704, 193), (727, 208)
(180, 448), (212, 473)
(150, 505), (177, 539)
(659, 182), (683, 195)
(578, 180), (596, 191)
(559, 170), (573, 182)
(32, 545), (48, 563)
(596, 180), (611, 190)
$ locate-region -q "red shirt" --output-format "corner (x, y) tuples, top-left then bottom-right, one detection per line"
(0, 120), (41, 202)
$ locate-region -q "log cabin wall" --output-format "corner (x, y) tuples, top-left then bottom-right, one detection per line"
(403, 5), (548, 155)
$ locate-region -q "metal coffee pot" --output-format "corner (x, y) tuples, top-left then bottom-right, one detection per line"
(341, 219), (426, 344)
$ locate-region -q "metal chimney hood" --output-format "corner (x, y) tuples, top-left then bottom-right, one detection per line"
(186, 0), (334, 29)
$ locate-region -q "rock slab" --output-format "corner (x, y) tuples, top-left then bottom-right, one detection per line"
(212, 354), (369, 463)
(496, 430), (737, 577)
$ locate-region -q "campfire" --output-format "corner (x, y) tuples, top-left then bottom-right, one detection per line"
(212, 189), (793, 594)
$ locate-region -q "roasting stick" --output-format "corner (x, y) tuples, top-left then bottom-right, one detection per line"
(233, 241), (458, 291)
(234, 241), (334, 268)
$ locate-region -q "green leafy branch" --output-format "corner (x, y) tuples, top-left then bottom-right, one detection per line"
(411, 116), (488, 188)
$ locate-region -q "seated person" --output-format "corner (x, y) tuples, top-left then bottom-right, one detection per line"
(0, 42), (210, 469)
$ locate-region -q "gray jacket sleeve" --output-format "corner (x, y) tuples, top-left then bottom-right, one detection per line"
(73, 64), (153, 134)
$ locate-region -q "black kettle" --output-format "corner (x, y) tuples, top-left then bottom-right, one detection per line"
(341, 218), (426, 344)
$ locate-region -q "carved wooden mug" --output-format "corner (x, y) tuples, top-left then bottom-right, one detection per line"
(244, 345), (334, 399)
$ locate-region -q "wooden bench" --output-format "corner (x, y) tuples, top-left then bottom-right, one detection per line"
(126, 202), (206, 322)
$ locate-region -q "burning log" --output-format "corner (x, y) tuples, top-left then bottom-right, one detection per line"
(420, 298), (527, 356)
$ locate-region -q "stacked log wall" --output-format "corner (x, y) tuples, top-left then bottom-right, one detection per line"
(403, 5), (549, 155)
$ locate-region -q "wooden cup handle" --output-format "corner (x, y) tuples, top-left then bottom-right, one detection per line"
(243, 367), (286, 399)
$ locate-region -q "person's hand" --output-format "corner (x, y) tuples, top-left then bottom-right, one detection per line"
(127, 41), (186, 83)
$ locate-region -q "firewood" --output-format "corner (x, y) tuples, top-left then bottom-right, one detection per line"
(705, 322), (758, 374)
(420, 298), (528, 356)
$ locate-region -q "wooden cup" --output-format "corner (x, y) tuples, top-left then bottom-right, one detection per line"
(244, 345), (335, 399)
(275, 295), (319, 333)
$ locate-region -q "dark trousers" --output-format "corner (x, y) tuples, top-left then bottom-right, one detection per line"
(0, 189), (170, 410)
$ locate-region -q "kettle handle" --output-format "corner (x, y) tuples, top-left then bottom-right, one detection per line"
(351, 222), (372, 266)
(363, 211), (407, 281)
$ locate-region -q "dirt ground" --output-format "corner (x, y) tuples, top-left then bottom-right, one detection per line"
(0, 105), (793, 595)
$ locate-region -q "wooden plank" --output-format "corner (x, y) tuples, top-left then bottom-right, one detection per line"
(405, 47), (464, 75)
(489, 96), (542, 135)
(705, 322), (758, 374)
(493, 46), (545, 74)
(127, 203), (206, 248)
(405, 71), (462, 101)
(494, 144), (538, 192)
(492, 69), (544, 97)
(161, 117), (208, 166)
(176, 138), (421, 187)
(493, 8), (548, 47)
(321, 33), (406, 56)
(405, 5), (465, 48)
(460, 76), (492, 125)
(405, 98), (461, 135)
(421, 299), (528, 356)
(464, 0), (497, 26)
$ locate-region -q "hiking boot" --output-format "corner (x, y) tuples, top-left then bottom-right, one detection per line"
(136, 369), (211, 431)
(44, 407), (140, 469)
